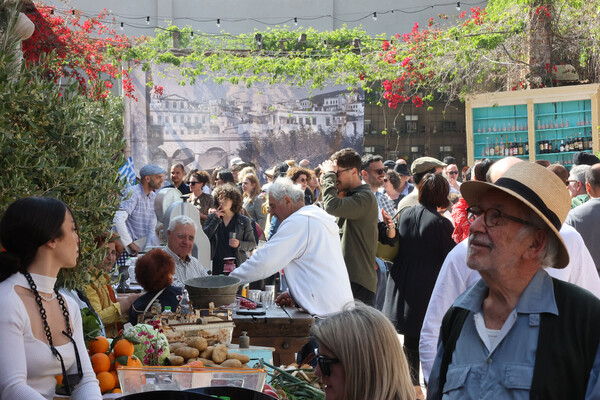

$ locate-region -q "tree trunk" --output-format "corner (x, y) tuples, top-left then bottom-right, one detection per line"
(528, 1), (553, 87)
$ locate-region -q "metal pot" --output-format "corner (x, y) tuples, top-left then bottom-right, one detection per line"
(184, 276), (241, 308)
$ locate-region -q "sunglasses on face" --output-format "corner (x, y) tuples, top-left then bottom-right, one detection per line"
(189, 181), (200, 185)
(371, 168), (385, 175)
(315, 350), (340, 377)
(448, 171), (459, 175)
(335, 168), (352, 178)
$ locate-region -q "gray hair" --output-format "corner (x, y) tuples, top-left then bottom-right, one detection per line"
(168, 215), (196, 233)
(515, 210), (559, 268)
(268, 177), (305, 203)
(570, 164), (590, 184)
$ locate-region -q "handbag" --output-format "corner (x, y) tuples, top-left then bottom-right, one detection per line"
(376, 240), (399, 262)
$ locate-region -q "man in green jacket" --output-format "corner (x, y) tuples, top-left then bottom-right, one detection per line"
(319, 148), (379, 305)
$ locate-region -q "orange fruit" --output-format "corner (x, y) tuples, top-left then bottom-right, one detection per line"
(96, 371), (116, 393)
(113, 339), (135, 357)
(112, 388), (122, 393)
(91, 352), (111, 374)
(109, 370), (120, 388)
(55, 374), (63, 385)
(88, 336), (109, 355)
(115, 355), (142, 369)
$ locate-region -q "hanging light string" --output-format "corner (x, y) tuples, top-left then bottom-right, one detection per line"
(43, 0), (488, 30)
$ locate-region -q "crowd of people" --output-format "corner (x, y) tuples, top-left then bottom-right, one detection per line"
(2, 147), (600, 399)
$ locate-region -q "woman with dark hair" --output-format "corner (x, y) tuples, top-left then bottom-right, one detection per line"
(187, 170), (214, 226)
(383, 170), (403, 207)
(84, 232), (138, 337)
(380, 174), (455, 399)
(0, 197), (101, 399)
(128, 249), (182, 324)
(215, 169), (235, 187)
(204, 184), (256, 278)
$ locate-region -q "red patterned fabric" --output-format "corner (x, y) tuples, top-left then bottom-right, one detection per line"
(451, 197), (470, 244)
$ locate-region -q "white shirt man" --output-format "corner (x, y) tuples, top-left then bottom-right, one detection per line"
(230, 178), (354, 317)
(164, 215), (207, 287)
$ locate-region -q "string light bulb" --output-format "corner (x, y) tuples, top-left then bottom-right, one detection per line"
(216, 18), (220, 27)
(120, 22), (124, 30)
(191, 31), (194, 38)
(71, 9), (75, 16)
(50, 9), (54, 15)
(294, 17), (298, 26)
(372, 12), (377, 21)
(456, 2), (461, 11)
(146, 16), (150, 25)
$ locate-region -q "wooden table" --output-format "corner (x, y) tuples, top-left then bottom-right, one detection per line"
(231, 307), (314, 366)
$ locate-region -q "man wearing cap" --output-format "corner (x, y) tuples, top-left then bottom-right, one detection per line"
(165, 163), (190, 195)
(113, 164), (165, 256)
(319, 148), (379, 305)
(427, 162), (600, 399)
(568, 164), (591, 208)
(566, 163), (600, 274)
(397, 157), (446, 213)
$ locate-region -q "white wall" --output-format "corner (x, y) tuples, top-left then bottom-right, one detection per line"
(42, 0), (471, 38)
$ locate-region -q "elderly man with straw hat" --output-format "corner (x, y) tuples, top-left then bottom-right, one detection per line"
(427, 162), (600, 399)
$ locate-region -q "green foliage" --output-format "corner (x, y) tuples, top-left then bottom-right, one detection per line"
(0, 49), (126, 289)
(81, 307), (102, 344)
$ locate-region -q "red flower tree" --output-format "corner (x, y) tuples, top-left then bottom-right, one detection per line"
(21, 3), (136, 100)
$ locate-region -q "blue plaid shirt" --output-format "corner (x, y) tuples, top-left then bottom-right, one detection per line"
(113, 184), (159, 250)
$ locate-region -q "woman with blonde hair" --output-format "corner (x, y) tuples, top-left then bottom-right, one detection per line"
(241, 173), (266, 231)
(311, 304), (414, 400)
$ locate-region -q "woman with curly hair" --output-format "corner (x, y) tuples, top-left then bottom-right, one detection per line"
(203, 184), (256, 277)
(287, 166), (314, 205)
(311, 304), (414, 400)
(128, 249), (182, 324)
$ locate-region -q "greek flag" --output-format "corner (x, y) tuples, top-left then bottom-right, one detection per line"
(118, 156), (136, 187)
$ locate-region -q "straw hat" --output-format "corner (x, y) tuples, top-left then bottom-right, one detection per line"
(460, 162), (571, 268)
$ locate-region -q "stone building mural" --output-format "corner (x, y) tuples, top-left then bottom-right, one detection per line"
(125, 64), (364, 180)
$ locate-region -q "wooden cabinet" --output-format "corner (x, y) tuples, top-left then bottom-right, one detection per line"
(466, 84), (600, 167)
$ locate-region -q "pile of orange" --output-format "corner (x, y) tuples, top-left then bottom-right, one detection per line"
(79, 336), (140, 394)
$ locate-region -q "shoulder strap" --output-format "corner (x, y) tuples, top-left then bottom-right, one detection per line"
(142, 287), (167, 314)
(438, 306), (470, 392)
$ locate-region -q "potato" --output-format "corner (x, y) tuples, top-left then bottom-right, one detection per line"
(175, 346), (200, 360)
(186, 358), (198, 363)
(221, 359), (242, 368)
(212, 344), (228, 364)
(227, 353), (250, 364)
(187, 337), (208, 352)
(198, 357), (215, 365)
(169, 355), (185, 366)
(170, 342), (186, 353)
(200, 346), (214, 359)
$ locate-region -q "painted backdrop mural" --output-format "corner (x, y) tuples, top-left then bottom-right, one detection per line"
(125, 64), (364, 181)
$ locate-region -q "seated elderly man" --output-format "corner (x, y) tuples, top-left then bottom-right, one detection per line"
(163, 215), (207, 287)
(427, 162), (600, 399)
(230, 177), (354, 317)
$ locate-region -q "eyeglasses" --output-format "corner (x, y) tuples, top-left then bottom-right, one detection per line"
(189, 181), (200, 186)
(448, 171), (459, 175)
(315, 351), (340, 377)
(298, 178), (307, 183)
(371, 168), (385, 175)
(335, 168), (353, 177)
(466, 206), (536, 228)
